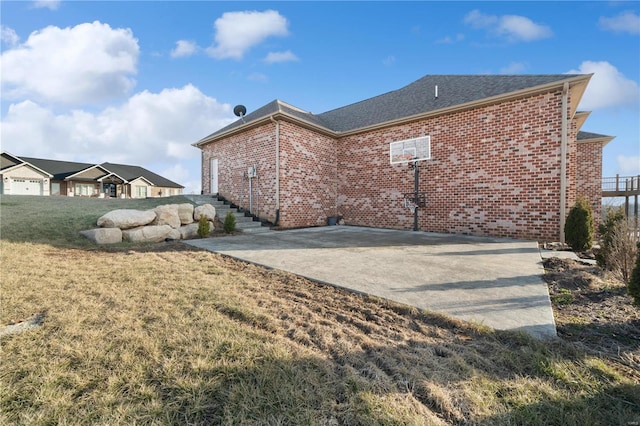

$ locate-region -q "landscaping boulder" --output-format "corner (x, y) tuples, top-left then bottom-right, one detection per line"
(152, 204), (181, 229)
(194, 204), (216, 221)
(122, 225), (178, 243)
(97, 209), (156, 229)
(178, 223), (200, 239)
(80, 228), (123, 244)
(177, 203), (195, 225)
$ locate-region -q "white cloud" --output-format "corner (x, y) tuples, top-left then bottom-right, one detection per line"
(207, 10), (289, 60)
(568, 61), (640, 110)
(383, 55), (395, 66)
(0, 85), (234, 180)
(32, 0), (60, 10)
(500, 62), (527, 74)
(599, 11), (640, 34)
(264, 50), (298, 64)
(464, 9), (552, 42)
(1, 21), (138, 105)
(171, 40), (198, 58)
(160, 163), (201, 194)
(435, 33), (465, 44)
(247, 72), (268, 82)
(1, 26), (19, 46)
(617, 156), (640, 175)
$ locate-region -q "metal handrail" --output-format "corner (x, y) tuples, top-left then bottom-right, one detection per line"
(602, 175), (640, 193)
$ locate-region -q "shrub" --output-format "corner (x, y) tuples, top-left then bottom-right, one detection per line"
(223, 211), (236, 234)
(597, 206), (626, 266)
(197, 215), (210, 238)
(629, 242), (640, 306)
(564, 197), (594, 251)
(597, 206), (638, 283)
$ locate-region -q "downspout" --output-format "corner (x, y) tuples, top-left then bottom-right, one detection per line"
(270, 116), (280, 225)
(559, 82), (569, 243)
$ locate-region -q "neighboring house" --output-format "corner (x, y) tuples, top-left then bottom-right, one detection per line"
(0, 153), (184, 198)
(194, 74), (614, 241)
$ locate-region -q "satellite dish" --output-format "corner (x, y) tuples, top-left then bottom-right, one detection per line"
(233, 105), (247, 118)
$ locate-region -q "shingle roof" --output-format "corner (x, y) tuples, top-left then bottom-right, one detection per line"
(20, 157), (94, 180)
(16, 156), (183, 188)
(318, 74), (582, 132)
(198, 74), (586, 143)
(198, 99), (329, 142)
(101, 162), (183, 188)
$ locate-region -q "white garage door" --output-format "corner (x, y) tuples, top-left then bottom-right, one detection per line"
(11, 178), (43, 195)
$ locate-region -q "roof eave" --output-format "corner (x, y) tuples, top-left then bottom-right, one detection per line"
(65, 164), (112, 180)
(578, 135), (615, 147)
(1, 161), (54, 178)
(193, 111), (336, 147)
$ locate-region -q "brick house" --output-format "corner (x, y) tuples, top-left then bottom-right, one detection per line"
(0, 153), (184, 198)
(194, 74), (613, 241)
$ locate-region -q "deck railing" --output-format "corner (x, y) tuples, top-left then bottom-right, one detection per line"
(602, 175), (640, 196)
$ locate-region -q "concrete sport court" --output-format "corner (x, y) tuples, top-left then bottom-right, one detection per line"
(184, 226), (556, 339)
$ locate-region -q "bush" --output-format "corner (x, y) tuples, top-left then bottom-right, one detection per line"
(223, 211), (236, 234)
(597, 206), (626, 269)
(564, 197), (594, 251)
(197, 215), (210, 238)
(630, 242), (640, 306)
(597, 206), (638, 283)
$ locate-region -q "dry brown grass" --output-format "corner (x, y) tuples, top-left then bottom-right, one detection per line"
(1, 195), (639, 424)
(2, 239), (639, 425)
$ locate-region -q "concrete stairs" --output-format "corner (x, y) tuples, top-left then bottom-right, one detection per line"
(183, 194), (271, 234)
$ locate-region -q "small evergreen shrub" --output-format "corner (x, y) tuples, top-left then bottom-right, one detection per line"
(197, 215), (210, 238)
(596, 206), (625, 268)
(564, 197), (594, 251)
(629, 242), (640, 306)
(223, 211), (236, 234)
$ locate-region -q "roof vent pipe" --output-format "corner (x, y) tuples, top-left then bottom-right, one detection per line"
(435, 85), (438, 99)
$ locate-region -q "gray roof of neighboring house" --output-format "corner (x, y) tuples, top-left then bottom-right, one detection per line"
(20, 157), (94, 180)
(199, 74), (586, 142)
(16, 156), (183, 188)
(101, 162), (184, 188)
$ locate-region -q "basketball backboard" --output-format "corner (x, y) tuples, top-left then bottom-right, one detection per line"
(390, 136), (431, 164)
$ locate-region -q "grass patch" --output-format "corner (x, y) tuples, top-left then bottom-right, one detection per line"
(0, 194), (192, 247)
(1, 196), (639, 424)
(550, 288), (574, 305)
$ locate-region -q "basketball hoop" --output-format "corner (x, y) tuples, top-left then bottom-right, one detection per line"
(403, 197), (418, 214)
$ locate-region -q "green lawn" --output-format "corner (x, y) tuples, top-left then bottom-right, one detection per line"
(1, 195), (639, 425)
(0, 194), (191, 247)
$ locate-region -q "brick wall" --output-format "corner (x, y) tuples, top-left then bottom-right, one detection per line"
(279, 121), (338, 227)
(200, 87), (603, 241)
(201, 122), (278, 222)
(338, 89), (572, 241)
(577, 139), (604, 227)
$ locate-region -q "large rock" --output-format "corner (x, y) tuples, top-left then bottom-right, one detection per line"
(179, 223), (200, 239)
(194, 204), (217, 221)
(122, 225), (177, 243)
(97, 209), (156, 229)
(179, 221), (214, 239)
(152, 204), (181, 229)
(80, 228), (122, 244)
(177, 203), (195, 225)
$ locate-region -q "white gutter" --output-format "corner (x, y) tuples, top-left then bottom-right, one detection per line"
(560, 82), (569, 243)
(270, 116), (280, 224)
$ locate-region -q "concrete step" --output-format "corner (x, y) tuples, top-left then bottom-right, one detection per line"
(234, 221), (271, 233)
(241, 227), (272, 234)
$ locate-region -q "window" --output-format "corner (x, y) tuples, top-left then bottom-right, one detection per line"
(51, 183), (61, 195)
(135, 185), (147, 198)
(75, 183), (95, 196)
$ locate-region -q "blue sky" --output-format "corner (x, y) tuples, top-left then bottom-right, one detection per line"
(1, 1), (639, 195)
